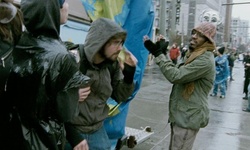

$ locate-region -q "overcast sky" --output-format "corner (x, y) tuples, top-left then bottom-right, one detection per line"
(232, 0), (250, 21)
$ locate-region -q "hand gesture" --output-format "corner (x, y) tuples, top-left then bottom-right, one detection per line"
(118, 49), (138, 70)
(143, 35), (162, 57)
(78, 87), (91, 102)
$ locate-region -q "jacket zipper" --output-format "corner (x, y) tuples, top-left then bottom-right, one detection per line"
(1, 50), (12, 68)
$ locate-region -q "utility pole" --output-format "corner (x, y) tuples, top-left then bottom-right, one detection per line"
(223, 1), (250, 48)
(181, 12), (184, 45)
(224, 0), (233, 48)
(159, 0), (166, 37)
(170, 0), (177, 43)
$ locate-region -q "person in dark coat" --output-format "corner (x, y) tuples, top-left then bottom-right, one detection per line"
(0, 0), (23, 148)
(227, 49), (237, 81)
(243, 51), (250, 99)
(6, 0), (90, 149)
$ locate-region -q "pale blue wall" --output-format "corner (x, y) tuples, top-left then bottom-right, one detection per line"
(60, 20), (90, 44)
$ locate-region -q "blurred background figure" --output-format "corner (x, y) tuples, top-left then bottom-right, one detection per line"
(227, 48), (237, 81)
(169, 42), (180, 65)
(243, 51), (250, 100)
(210, 47), (229, 98)
(181, 45), (188, 61)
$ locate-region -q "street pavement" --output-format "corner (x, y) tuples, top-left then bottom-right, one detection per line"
(122, 59), (250, 150)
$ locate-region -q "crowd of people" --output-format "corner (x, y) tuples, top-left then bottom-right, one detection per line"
(1, 0), (249, 150)
(1, 0), (137, 149)
(144, 22), (250, 149)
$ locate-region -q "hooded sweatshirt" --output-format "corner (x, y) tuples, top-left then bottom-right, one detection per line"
(70, 18), (135, 133)
(6, 0), (90, 149)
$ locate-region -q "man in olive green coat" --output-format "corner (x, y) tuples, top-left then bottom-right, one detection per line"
(143, 22), (216, 150)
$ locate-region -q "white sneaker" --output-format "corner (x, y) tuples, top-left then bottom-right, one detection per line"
(210, 93), (217, 97)
(220, 95), (225, 98)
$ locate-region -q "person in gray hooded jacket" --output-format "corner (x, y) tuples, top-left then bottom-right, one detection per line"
(6, 0), (90, 149)
(65, 17), (138, 150)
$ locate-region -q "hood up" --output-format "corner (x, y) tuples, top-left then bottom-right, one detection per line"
(21, 0), (61, 39)
(84, 17), (126, 64)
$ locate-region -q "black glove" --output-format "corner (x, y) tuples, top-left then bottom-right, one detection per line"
(123, 63), (136, 84)
(144, 40), (163, 57)
(158, 40), (169, 54)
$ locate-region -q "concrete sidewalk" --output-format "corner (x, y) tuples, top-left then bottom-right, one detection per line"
(122, 60), (250, 150)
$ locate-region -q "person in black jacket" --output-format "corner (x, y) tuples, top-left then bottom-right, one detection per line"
(227, 49), (237, 81)
(0, 0), (23, 148)
(243, 51), (250, 99)
(6, 0), (90, 149)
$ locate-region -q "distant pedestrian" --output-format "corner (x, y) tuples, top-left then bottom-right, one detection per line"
(169, 43), (180, 64)
(210, 47), (229, 98)
(243, 51), (250, 99)
(227, 49), (237, 81)
(144, 22), (216, 150)
(243, 84), (250, 112)
(181, 46), (188, 60)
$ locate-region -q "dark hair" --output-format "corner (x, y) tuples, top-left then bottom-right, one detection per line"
(102, 32), (127, 49)
(0, 8), (23, 44)
(108, 32), (127, 42)
(58, 0), (65, 8)
(218, 47), (225, 54)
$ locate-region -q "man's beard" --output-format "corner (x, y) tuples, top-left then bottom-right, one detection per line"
(99, 48), (116, 62)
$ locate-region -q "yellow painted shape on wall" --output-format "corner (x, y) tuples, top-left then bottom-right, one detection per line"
(87, 0), (125, 21)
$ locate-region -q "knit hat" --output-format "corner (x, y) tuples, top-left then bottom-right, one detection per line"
(218, 47), (225, 54)
(193, 22), (216, 44)
(0, 1), (17, 24)
(58, 0), (65, 8)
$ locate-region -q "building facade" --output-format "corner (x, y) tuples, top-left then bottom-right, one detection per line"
(231, 18), (249, 49)
(153, 0), (235, 48)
